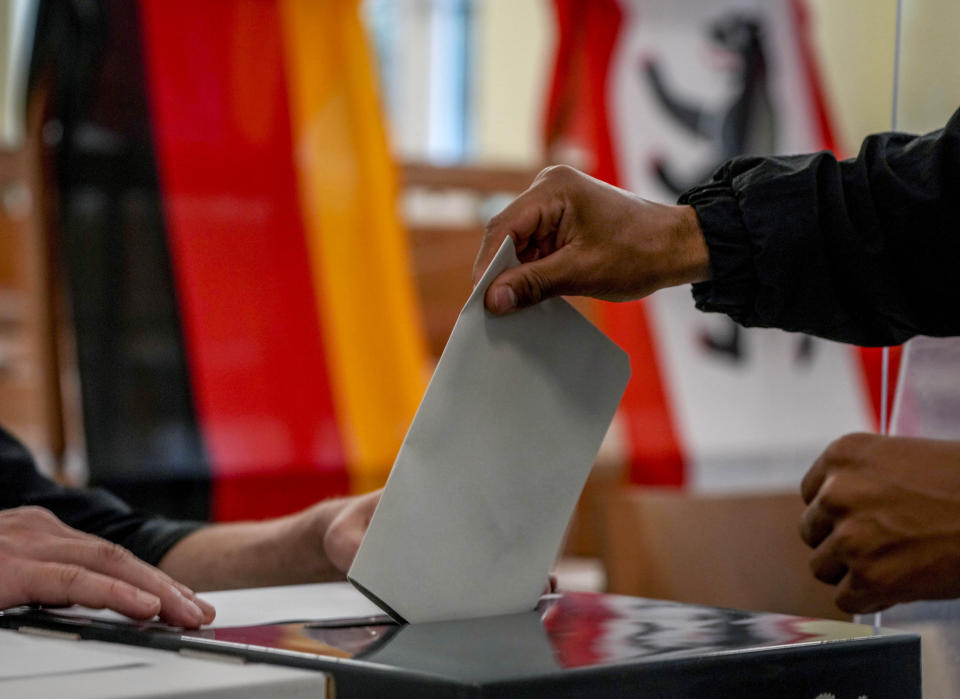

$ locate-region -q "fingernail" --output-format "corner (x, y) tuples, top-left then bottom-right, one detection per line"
(195, 596), (217, 623)
(134, 589), (161, 611)
(492, 286), (517, 313)
(182, 598), (204, 625)
(192, 593), (216, 615)
(173, 583), (204, 609)
(175, 582), (196, 598)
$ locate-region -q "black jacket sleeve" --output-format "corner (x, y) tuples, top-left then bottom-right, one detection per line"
(0, 426), (203, 565)
(680, 106), (960, 347)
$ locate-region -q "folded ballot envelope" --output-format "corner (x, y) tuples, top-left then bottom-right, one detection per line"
(348, 237), (630, 623)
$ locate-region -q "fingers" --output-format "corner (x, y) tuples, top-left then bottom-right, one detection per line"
(43, 538), (211, 627)
(473, 201), (540, 286)
(325, 524), (363, 574)
(802, 479), (891, 613)
(811, 520), (891, 614)
(798, 433), (959, 615)
(834, 569), (889, 615)
(801, 451), (829, 505)
(59, 527), (213, 627)
(808, 529), (849, 586)
(1, 507), (214, 627)
(73, 542), (208, 627)
(188, 592), (217, 622)
(799, 488), (837, 548)
(483, 247), (578, 314)
(473, 170), (567, 287)
(802, 478), (849, 586)
(323, 491), (382, 573)
(15, 559), (162, 620)
(65, 527), (214, 626)
(95, 539), (213, 625)
(802, 433), (872, 504)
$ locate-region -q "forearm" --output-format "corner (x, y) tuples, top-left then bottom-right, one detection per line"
(157, 500), (344, 591)
(684, 106), (960, 346)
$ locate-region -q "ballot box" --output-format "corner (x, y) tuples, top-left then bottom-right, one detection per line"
(0, 590), (919, 698)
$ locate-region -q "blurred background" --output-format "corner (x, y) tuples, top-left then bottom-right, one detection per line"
(0, 0), (957, 619)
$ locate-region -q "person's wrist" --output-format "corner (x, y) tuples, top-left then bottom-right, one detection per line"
(667, 204), (711, 286)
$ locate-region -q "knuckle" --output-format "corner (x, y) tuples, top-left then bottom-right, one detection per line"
(798, 508), (820, 543)
(817, 473), (856, 514)
(824, 432), (873, 464)
(106, 578), (129, 599)
(816, 484), (842, 512)
(519, 268), (551, 304)
(97, 541), (131, 565)
(6, 560), (33, 602)
(535, 164), (576, 188)
(832, 527), (867, 564)
(14, 506), (56, 524)
(831, 520), (856, 549)
(847, 561), (882, 593)
(57, 564), (83, 591)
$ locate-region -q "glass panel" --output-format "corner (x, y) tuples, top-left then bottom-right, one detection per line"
(874, 3), (960, 696)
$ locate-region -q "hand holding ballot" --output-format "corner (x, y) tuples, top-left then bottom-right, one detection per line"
(472, 165), (710, 314)
(0, 506), (215, 627)
(475, 122), (960, 616)
(349, 238), (629, 623)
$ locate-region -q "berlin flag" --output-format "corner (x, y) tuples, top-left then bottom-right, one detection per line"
(545, 0), (895, 491)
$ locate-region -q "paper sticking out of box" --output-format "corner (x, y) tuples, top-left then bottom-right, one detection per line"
(348, 237), (630, 623)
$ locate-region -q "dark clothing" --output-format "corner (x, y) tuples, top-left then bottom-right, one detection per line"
(682, 107), (960, 347)
(0, 426), (202, 565)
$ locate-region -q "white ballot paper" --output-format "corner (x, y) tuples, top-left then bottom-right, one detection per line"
(348, 237), (630, 623)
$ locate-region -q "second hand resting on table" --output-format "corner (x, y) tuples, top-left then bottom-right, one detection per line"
(0, 490), (381, 628)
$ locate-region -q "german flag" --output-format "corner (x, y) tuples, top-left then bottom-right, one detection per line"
(42, 0), (426, 521)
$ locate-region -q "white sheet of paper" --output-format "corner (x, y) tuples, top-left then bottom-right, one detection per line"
(47, 582), (383, 628)
(348, 237), (630, 623)
(0, 631), (146, 680)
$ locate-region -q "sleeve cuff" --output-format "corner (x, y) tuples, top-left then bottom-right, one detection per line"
(679, 180), (757, 323)
(126, 518), (206, 566)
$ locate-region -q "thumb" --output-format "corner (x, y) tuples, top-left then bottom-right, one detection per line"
(484, 249), (575, 314)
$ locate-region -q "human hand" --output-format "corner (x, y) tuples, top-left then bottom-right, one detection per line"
(157, 490), (383, 590)
(0, 506), (215, 627)
(322, 489), (381, 573)
(472, 165), (710, 314)
(800, 433), (960, 613)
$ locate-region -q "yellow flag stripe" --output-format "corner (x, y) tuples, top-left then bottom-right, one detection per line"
(279, 0), (428, 492)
